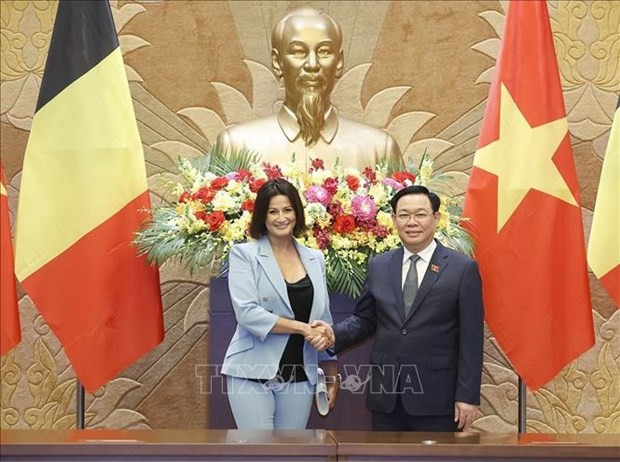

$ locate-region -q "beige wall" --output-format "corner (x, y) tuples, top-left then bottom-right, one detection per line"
(1, 0), (618, 432)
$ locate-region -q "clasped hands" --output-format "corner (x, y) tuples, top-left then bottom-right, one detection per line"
(304, 320), (335, 352)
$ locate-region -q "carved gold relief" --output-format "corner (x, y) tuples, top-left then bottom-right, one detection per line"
(0, 351), (21, 428)
(591, 312), (620, 433)
(0, 0), (149, 131)
(0, 0), (56, 130)
(24, 338), (76, 429)
(550, 0), (620, 141)
(1, 0), (618, 433)
(475, 1), (620, 143)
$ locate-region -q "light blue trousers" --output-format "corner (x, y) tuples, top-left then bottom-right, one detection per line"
(226, 375), (314, 429)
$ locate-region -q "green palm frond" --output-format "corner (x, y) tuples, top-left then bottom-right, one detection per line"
(207, 148), (260, 175)
(325, 250), (369, 297)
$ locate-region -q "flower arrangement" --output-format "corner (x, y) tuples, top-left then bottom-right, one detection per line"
(135, 150), (473, 297)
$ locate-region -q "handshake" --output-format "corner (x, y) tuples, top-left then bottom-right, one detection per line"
(304, 320), (335, 352)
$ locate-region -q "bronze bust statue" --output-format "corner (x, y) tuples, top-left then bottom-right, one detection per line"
(214, 7), (403, 170)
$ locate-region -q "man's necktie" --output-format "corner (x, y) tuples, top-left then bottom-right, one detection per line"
(403, 255), (421, 317)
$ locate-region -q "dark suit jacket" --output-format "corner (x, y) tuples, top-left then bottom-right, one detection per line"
(333, 240), (484, 416)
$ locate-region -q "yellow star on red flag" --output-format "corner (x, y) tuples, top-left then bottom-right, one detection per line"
(463, 0), (594, 391)
(473, 84), (578, 232)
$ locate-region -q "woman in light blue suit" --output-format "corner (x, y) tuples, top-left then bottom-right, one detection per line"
(222, 178), (338, 429)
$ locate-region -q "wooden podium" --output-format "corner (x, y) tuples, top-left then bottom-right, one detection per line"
(2, 429), (618, 461)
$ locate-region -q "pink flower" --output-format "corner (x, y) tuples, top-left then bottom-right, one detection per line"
(226, 169), (252, 181)
(382, 178), (404, 191)
(305, 185), (331, 206)
(351, 196), (377, 222)
(225, 171), (241, 181)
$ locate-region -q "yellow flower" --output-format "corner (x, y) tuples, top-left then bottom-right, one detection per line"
(438, 207), (450, 231)
(175, 203), (187, 215)
(419, 162), (434, 185)
(376, 211), (393, 228)
(225, 180), (243, 195)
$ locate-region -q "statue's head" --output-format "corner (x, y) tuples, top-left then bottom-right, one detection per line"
(271, 7), (344, 146)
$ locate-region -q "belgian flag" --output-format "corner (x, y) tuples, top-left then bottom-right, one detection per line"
(15, 0), (164, 392)
(588, 97), (620, 308)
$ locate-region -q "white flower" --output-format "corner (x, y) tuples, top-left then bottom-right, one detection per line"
(343, 167), (361, 178)
(304, 202), (328, 227)
(368, 183), (388, 204)
(211, 191), (238, 212)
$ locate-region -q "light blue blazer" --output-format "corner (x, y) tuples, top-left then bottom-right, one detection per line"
(221, 236), (335, 385)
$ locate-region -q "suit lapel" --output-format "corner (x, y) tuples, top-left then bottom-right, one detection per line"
(388, 248), (406, 322)
(296, 241), (323, 322)
(256, 236), (291, 310)
(404, 242), (450, 323)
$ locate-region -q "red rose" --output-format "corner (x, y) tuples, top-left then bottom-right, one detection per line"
(237, 169), (252, 181)
(333, 215), (356, 234)
(391, 171), (415, 184)
(193, 187), (215, 203)
(210, 177), (228, 190)
(206, 211), (226, 231)
(262, 163), (283, 180)
(249, 178), (267, 193)
(311, 158), (325, 170)
(345, 175), (360, 191)
(179, 191), (191, 203)
(194, 211), (207, 221)
(241, 199), (255, 212)
(323, 177), (338, 195)
(363, 167), (377, 184)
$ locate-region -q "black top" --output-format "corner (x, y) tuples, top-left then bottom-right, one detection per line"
(278, 274), (313, 383)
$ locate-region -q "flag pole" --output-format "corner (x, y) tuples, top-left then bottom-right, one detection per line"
(517, 376), (526, 433)
(76, 380), (85, 429)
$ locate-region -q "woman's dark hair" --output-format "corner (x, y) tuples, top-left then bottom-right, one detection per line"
(249, 178), (307, 239)
(389, 185), (441, 213)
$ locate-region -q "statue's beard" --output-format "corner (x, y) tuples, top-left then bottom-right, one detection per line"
(295, 76), (327, 147)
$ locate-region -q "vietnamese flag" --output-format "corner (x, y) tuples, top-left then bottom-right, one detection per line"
(463, 0), (594, 391)
(588, 97), (619, 308)
(1, 162), (20, 356)
(14, 0), (164, 392)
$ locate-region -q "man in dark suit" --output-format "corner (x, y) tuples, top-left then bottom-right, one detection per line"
(314, 185), (484, 431)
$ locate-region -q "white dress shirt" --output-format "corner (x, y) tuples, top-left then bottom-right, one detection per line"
(401, 240), (437, 290)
